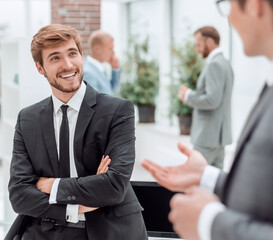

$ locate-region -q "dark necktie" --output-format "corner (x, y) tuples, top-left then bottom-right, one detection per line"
(59, 105), (70, 177)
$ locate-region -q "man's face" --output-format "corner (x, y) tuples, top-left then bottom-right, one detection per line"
(194, 32), (210, 58)
(228, 0), (260, 56)
(101, 38), (114, 63)
(36, 39), (84, 96)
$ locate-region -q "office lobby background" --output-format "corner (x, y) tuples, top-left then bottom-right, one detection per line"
(0, 0), (271, 238)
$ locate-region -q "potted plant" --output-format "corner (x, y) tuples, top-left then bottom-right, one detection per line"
(119, 37), (159, 123)
(170, 39), (204, 135)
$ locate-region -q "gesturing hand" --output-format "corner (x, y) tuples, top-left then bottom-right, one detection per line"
(169, 187), (220, 240)
(141, 142), (207, 192)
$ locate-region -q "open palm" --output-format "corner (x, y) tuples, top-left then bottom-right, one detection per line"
(142, 143), (207, 192)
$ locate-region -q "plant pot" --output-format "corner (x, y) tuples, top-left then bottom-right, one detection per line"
(138, 105), (155, 123)
(178, 115), (192, 135)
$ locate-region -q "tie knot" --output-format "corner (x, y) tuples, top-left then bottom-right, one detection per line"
(60, 105), (69, 115)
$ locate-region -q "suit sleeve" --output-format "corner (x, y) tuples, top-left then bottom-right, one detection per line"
(56, 99), (135, 207)
(187, 62), (226, 110)
(211, 209), (273, 240)
(214, 171), (228, 201)
(8, 111), (67, 224)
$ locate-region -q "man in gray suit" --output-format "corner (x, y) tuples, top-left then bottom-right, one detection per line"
(142, 0), (273, 239)
(83, 30), (120, 95)
(178, 26), (233, 168)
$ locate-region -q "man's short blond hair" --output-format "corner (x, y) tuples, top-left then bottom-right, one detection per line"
(88, 30), (113, 53)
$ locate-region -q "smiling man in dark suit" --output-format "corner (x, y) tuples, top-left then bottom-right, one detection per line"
(142, 0), (273, 239)
(5, 24), (148, 240)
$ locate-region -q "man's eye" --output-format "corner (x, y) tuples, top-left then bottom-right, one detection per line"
(51, 56), (59, 61)
(70, 52), (77, 56)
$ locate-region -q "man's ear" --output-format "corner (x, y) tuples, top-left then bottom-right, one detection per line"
(206, 38), (215, 50)
(94, 44), (102, 55)
(35, 62), (45, 75)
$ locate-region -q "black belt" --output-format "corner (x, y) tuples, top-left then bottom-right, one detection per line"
(33, 218), (86, 231)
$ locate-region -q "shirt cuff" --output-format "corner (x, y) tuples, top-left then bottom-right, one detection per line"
(198, 202), (226, 240)
(200, 165), (220, 192)
(184, 89), (192, 102)
(66, 204), (80, 223)
(49, 178), (61, 204)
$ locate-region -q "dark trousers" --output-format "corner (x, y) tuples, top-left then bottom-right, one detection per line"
(22, 221), (88, 240)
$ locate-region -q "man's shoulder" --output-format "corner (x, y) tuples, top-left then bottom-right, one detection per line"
(208, 54), (232, 73)
(97, 92), (132, 106)
(95, 93), (134, 114)
(20, 97), (51, 116)
(211, 53), (230, 66)
(84, 59), (99, 72)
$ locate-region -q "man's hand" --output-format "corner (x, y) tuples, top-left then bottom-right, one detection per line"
(97, 155), (111, 174)
(141, 142), (207, 192)
(109, 55), (120, 69)
(79, 155), (111, 213)
(169, 187), (220, 240)
(36, 177), (55, 194)
(78, 205), (99, 214)
(178, 85), (189, 103)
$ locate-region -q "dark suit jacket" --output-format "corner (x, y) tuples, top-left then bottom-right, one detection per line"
(6, 83), (148, 240)
(211, 85), (273, 239)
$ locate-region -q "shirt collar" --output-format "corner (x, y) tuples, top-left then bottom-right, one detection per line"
(86, 55), (104, 73)
(266, 59), (273, 87)
(52, 82), (86, 114)
(206, 47), (222, 64)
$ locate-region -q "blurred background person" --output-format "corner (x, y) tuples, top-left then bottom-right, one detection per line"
(178, 26), (234, 169)
(83, 30), (120, 95)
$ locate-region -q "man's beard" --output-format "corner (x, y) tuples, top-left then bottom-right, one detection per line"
(202, 45), (210, 58)
(45, 71), (83, 93)
(49, 79), (82, 93)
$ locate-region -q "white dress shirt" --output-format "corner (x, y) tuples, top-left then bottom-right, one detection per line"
(49, 82), (86, 223)
(198, 59), (273, 240)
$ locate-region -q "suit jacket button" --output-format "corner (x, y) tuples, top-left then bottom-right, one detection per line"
(72, 196), (76, 200)
(67, 196), (72, 201)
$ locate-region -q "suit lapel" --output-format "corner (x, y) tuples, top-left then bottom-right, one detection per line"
(40, 97), (59, 176)
(74, 84), (97, 176)
(233, 85), (273, 162)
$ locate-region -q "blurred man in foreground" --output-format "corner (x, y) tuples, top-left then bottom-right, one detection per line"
(143, 0), (273, 239)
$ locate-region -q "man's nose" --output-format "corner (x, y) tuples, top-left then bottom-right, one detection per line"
(63, 57), (73, 68)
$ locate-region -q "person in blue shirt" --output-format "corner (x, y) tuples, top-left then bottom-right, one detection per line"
(83, 30), (121, 95)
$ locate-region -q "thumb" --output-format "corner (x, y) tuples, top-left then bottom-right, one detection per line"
(177, 142), (192, 157)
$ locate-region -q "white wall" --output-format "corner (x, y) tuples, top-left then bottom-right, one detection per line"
(0, 0), (52, 106)
(0, 0), (50, 39)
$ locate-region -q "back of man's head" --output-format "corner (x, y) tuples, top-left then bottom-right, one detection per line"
(89, 30), (113, 54)
(194, 26), (220, 46)
(31, 24), (83, 66)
